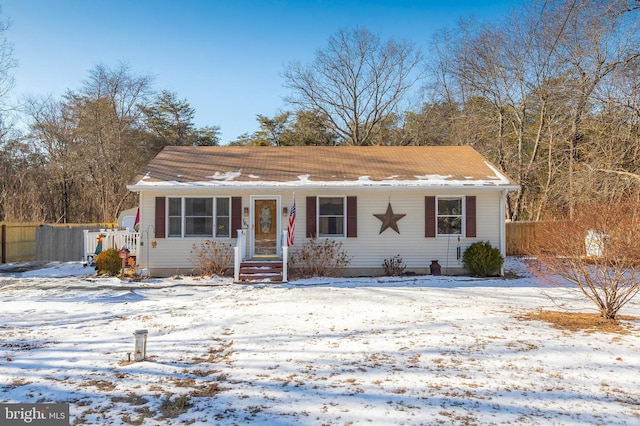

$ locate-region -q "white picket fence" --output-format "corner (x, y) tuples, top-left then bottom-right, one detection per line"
(83, 229), (140, 263)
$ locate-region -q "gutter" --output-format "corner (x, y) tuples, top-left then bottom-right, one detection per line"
(126, 183), (521, 193)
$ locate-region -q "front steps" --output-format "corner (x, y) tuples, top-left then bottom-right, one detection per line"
(237, 260), (283, 283)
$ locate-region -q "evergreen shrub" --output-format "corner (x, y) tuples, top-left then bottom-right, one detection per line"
(95, 248), (122, 276)
(462, 241), (504, 277)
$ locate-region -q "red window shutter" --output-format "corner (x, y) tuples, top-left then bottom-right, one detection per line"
(155, 197), (166, 238)
(346, 196), (357, 237)
(466, 196), (477, 238)
(231, 197), (242, 238)
(306, 196), (317, 238)
(425, 196), (436, 238)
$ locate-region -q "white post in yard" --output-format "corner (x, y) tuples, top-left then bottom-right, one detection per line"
(133, 329), (148, 361)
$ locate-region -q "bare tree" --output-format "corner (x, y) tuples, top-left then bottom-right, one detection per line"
(0, 8), (15, 110)
(25, 96), (82, 222)
(530, 200), (640, 320)
(69, 63), (153, 222)
(283, 27), (422, 145)
(0, 123), (43, 221)
(549, 0), (640, 216)
(0, 7), (23, 221)
(423, 0), (640, 220)
(426, 13), (551, 221)
(25, 64), (154, 223)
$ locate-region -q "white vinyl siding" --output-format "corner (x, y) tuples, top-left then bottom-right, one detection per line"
(139, 189), (504, 275)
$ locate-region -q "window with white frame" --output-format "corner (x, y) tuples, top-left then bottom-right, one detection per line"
(168, 198), (183, 237)
(318, 196), (345, 237)
(215, 197), (230, 237)
(167, 197), (230, 237)
(437, 197), (462, 235)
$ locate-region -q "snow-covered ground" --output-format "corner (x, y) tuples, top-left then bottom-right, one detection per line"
(0, 258), (638, 425)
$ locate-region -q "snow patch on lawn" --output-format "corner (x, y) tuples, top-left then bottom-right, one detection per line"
(0, 257), (639, 425)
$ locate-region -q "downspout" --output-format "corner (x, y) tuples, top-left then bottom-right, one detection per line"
(136, 192), (143, 275)
(499, 189), (507, 276)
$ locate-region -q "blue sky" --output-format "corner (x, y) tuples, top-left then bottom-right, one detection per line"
(3, 0), (517, 143)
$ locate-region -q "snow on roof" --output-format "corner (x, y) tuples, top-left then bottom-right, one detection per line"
(128, 146), (518, 190)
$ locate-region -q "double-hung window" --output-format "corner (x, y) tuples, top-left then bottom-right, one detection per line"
(437, 197), (462, 235)
(167, 197), (230, 238)
(215, 198), (230, 237)
(168, 198), (183, 237)
(318, 196), (345, 237)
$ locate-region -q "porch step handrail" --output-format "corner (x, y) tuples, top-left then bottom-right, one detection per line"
(234, 229), (247, 282)
(233, 229), (288, 283)
(281, 230), (288, 283)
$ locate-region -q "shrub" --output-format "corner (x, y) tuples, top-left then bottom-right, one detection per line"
(462, 241), (504, 277)
(189, 240), (234, 277)
(290, 238), (351, 278)
(527, 199), (640, 320)
(95, 248), (122, 276)
(382, 254), (406, 276)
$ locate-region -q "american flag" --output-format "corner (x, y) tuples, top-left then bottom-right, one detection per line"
(287, 196), (296, 246)
(133, 207), (140, 230)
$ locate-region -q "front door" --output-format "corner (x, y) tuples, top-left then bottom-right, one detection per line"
(253, 198), (278, 257)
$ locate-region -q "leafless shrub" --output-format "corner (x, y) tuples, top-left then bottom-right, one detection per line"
(290, 238), (351, 278)
(527, 200), (640, 320)
(189, 240), (233, 277)
(382, 255), (406, 276)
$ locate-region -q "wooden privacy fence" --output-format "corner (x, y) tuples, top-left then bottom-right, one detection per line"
(505, 221), (540, 255)
(37, 225), (110, 262)
(0, 222), (40, 263)
(0, 223), (115, 263)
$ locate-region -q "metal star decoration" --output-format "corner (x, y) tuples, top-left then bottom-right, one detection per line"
(374, 203), (406, 234)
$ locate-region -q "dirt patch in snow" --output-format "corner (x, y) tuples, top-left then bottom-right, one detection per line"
(519, 310), (640, 334)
